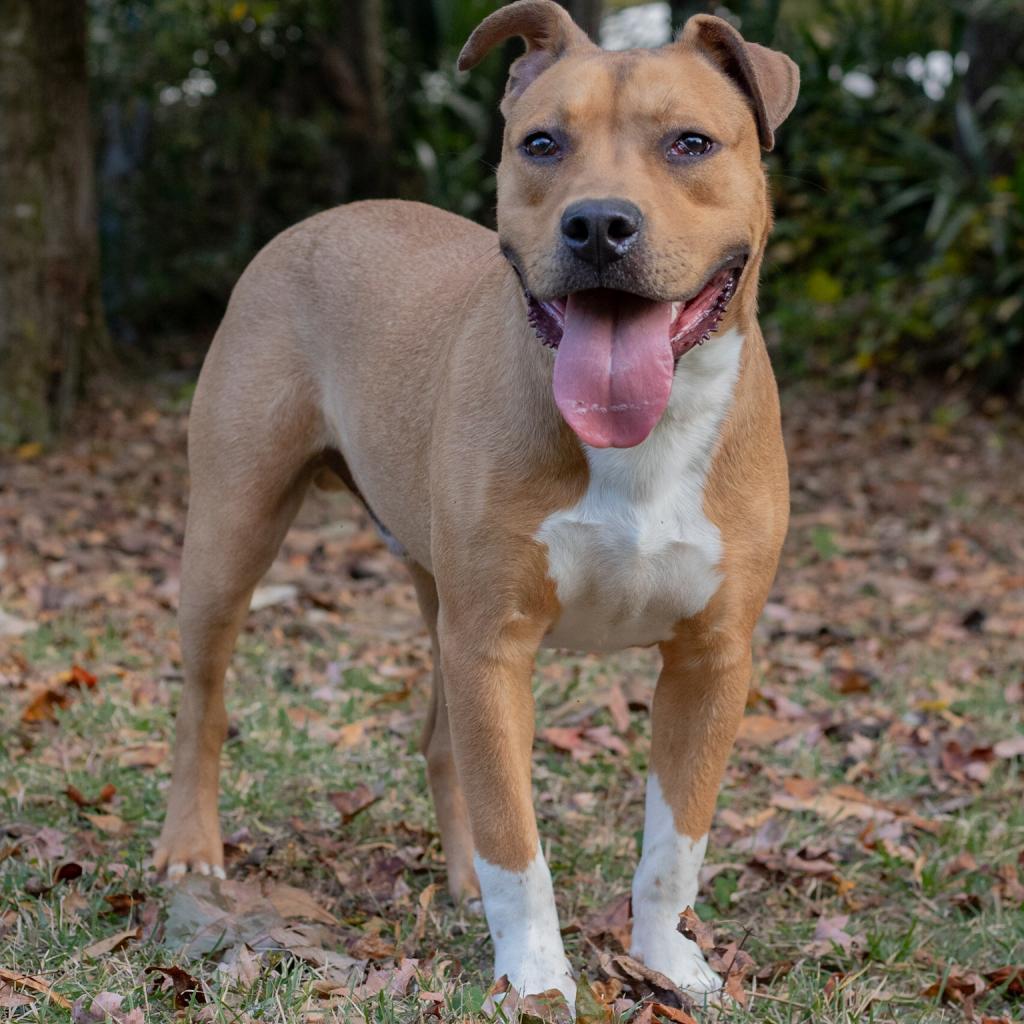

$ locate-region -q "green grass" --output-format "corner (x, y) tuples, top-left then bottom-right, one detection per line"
(1, 386), (1022, 1021)
(2, 611), (1022, 1023)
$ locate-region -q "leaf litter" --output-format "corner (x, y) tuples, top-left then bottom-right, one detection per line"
(0, 382), (1022, 1019)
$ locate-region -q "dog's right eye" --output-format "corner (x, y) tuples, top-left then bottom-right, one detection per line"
(522, 132), (560, 159)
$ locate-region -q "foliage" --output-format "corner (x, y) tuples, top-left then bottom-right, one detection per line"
(757, 0), (1024, 390)
(88, 0), (506, 341)
(87, 0), (1023, 390)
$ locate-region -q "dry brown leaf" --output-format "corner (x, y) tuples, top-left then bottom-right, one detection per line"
(70, 991), (144, 1024)
(676, 906), (715, 952)
(985, 965), (1024, 996)
(103, 891), (145, 915)
(921, 964), (986, 1015)
(81, 927), (140, 959)
(649, 1003), (698, 1024)
(145, 965), (206, 1009)
(82, 813), (126, 836)
(349, 932), (397, 960)
(736, 714), (804, 746)
(409, 882), (438, 948)
(115, 743), (168, 768)
(0, 982), (33, 1009)
(328, 783), (379, 824)
(265, 882), (338, 925)
(803, 914), (864, 956)
(0, 968), (72, 1009)
(583, 893), (632, 951)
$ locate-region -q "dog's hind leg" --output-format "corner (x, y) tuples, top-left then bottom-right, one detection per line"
(409, 562), (480, 901)
(155, 352), (321, 880)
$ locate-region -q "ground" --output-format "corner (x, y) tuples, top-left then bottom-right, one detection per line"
(0, 377), (1022, 1023)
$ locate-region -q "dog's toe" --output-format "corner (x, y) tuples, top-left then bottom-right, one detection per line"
(166, 861), (188, 882)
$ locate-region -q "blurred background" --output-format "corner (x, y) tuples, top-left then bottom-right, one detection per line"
(0, 0), (1022, 444)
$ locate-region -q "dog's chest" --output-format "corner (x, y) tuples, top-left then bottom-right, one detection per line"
(536, 331), (744, 653)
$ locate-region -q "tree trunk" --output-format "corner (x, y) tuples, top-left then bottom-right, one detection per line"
(962, 7), (1024, 174)
(0, 0), (106, 446)
(564, 0), (604, 42)
(324, 0), (393, 198)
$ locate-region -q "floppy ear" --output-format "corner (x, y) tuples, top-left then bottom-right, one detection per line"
(458, 0), (596, 115)
(681, 14), (799, 150)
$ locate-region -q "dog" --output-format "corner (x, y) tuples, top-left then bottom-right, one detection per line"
(155, 0), (798, 1004)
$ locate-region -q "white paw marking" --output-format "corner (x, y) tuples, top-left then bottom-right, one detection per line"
(475, 846), (576, 1005)
(537, 330), (744, 653)
(631, 773), (721, 996)
(167, 862), (187, 882)
(212, 865), (226, 880)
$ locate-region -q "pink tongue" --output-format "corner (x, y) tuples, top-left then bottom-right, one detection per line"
(553, 290), (674, 448)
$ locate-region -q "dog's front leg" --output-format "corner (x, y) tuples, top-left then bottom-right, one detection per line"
(439, 608), (575, 1005)
(631, 623), (752, 997)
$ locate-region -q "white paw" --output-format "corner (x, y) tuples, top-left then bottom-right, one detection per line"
(632, 935), (722, 999)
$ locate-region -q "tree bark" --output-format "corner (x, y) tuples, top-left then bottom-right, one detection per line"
(563, 0), (604, 42)
(327, 0), (393, 198)
(0, 0), (106, 445)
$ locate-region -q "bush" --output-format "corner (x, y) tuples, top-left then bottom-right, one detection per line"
(759, 0), (1024, 390)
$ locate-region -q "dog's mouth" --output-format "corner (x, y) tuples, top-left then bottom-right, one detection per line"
(523, 258), (744, 449)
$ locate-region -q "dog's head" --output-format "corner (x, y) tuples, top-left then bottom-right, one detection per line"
(459, 0), (798, 448)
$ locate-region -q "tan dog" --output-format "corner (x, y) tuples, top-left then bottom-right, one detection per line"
(155, 0), (797, 1004)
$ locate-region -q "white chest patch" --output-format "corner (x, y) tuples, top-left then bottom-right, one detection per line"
(537, 330), (744, 653)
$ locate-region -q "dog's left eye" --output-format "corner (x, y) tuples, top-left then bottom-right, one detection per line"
(669, 133), (714, 159)
(522, 132), (560, 159)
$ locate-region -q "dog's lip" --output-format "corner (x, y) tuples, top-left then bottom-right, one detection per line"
(526, 251), (748, 355)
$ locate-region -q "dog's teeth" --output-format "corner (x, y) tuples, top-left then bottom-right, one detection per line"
(671, 302), (681, 319)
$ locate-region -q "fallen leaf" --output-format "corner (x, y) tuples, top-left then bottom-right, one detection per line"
(70, 991), (144, 1024)
(677, 906), (715, 952)
(0, 982), (33, 1008)
(985, 965), (1024, 996)
(409, 882), (438, 949)
(349, 932), (396, 960)
(649, 1003), (698, 1024)
(163, 875), (286, 957)
(265, 882), (338, 925)
(993, 735), (1024, 759)
(583, 893), (632, 951)
(82, 813), (126, 836)
(575, 974), (614, 1023)
(803, 914), (864, 956)
(65, 783), (116, 808)
(921, 965), (986, 1007)
(832, 666), (875, 694)
(116, 743), (168, 768)
(0, 968), (72, 1009)
(145, 966), (206, 1009)
(81, 927), (140, 959)
(104, 891), (145, 915)
(328, 784), (379, 824)
(0, 609), (35, 638)
(217, 943), (263, 987)
(707, 940), (757, 1006)
(736, 715), (804, 747)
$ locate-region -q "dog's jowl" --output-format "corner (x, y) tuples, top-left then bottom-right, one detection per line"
(156, 0), (798, 1005)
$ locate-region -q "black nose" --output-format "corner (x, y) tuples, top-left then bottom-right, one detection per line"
(560, 198), (643, 267)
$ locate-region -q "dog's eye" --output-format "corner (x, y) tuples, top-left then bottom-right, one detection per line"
(522, 132), (560, 159)
(669, 133), (714, 159)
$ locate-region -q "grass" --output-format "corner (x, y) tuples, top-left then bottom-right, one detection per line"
(2, 619), (1021, 1022)
(1, 385), (1022, 1022)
